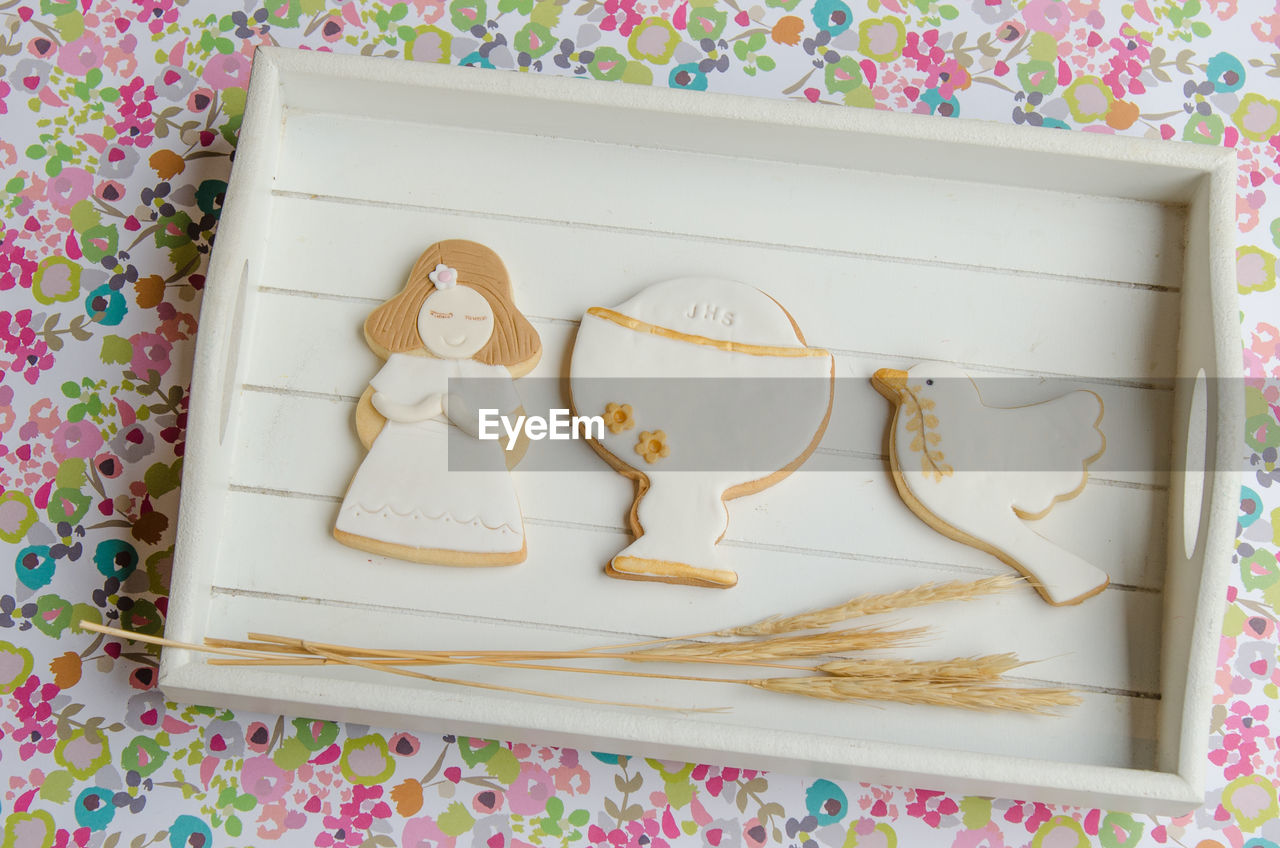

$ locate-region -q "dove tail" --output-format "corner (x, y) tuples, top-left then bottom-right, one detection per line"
(985, 518), (1110, 606)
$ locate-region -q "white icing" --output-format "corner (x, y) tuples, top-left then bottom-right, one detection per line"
(371, 390), (443, 424)
(570, 278), (833, 584)
(606, 277), (808, 346)
(335, 355), (524, 555)
(417, 286), (494, 360)
(885, 362), (1108, 605)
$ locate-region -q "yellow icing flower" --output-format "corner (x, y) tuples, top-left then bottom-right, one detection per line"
(634, 430), (670, 464)
(604, 402), (635, 434)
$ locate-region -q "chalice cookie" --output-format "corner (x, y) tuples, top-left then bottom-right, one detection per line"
(569, 277), (834, 588)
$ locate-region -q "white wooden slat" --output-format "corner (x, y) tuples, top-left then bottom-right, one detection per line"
(243, 293), (1174, 488)
(257, 194), (1180, 380)
(201, 586), (1158, 770)
(227, 390), (1168, 590)
(274, 113), (1184, 292)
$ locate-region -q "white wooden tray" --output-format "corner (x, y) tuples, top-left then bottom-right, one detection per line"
(161, 47), (1240, 815)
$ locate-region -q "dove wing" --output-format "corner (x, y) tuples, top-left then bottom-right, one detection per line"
(1000, 390), (1104, 518)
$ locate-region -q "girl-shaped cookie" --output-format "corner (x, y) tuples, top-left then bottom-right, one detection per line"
(334, 240), (541, 565)
(872, 363), (1108, 605)
(570, 277), (834, 588)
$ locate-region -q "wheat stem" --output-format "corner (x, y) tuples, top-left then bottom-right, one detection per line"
(817, 653), (1025, 681)
(751, 677), (1079, 714)
(719, 575), (1020, 637)
(630, 625), (928, 662)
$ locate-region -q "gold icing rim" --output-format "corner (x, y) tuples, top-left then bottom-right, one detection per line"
(586, 307), (829, 358)
(608, 555), (739, 588)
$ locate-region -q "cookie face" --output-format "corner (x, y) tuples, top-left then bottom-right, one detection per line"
(872, 363), (1109, 606)
(333, 240), (540, 567)
(570, 277), (835, 588)
(417, 286), (495, 360)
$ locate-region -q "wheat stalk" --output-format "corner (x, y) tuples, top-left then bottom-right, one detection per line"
(751, 677), (1079, 714)
(76, 621), (725, 714)
(718, 575), (1020, 637)
(229, 633), (817, 672)
(76, 573), (1069, 716)
(629, 625), (927, 662)
(817, 653), (1024, 681)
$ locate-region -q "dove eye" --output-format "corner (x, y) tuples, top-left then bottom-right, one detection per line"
(925, 379), (934, 385)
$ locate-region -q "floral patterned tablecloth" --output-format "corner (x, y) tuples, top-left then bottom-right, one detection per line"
(2, 0), (1280, 845)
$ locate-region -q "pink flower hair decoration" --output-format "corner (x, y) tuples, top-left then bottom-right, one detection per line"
(428, 263), (458, 289)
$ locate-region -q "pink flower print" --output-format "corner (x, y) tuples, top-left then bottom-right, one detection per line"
(8, 675), (60, 759)
(26, 397), (62, 438)
(1210, 701), (1269, 780)
(128, 331), (172, 378)
(507, 762), (555, 814)
(98, 144), (140, 180)
(1068, 0), (1106, 27)
(551, 762), (590, 794)
(925, 58), (971, 99)
(134, 0), (180, 35)
(902, 29), (946, 74)
(0, 229), (38, 292)
(113, 76), (158, 148)
(997, 799), (1052, 832)
(411, 0), (446, 25)
(27, 35), (57, 60)
(1225, 700), (1270, 739)
(57, 33), (105, 76)
(600, 0), (643, 36)
(0, 309), (54, 385)
(96, 180), (125, 204)
(187, 87), (214, 113)
(1022, 0), (1072, 38)
(0, 385), (14, 434)
(46, 167), (94, 213)
(905, 788), (960, 827)
(104, 39), (140, 78)
(241, 755), (293, 803)
(623, 816), (663, 848)
(1101, 25), (1152, 98)
(52, 420), (104, 462)
(155, 66), (197, 101)
(0, 79), (8, 115)
(319, 15), (345, 42)
(203, 52), (252, 90)
(315, 5), (368, 42)
(317, 785), (392, 848)
(1254, 7), (1280, 48)
(953, 821), (1009, 848)
(740, 817), (768, 848)
(11, 58), (51, 99)
(402, 816), (456, 848)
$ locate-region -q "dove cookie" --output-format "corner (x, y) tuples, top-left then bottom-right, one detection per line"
(333, 240), (541, 566)
(569, 278), (835, 588)
(872, 363), (1108, 606)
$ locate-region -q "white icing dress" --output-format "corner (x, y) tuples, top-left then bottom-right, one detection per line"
(334, 354), (525, 561)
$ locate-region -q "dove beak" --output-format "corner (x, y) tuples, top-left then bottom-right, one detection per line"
(871, 368), (909, 401)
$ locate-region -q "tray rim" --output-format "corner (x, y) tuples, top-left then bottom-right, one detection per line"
(161, 45), (1241, 815)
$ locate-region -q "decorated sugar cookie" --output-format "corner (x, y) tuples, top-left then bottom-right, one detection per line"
(569, 277), (834, 588)
(871, 363), (1108, 606)
(333, 240), (541, 566)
